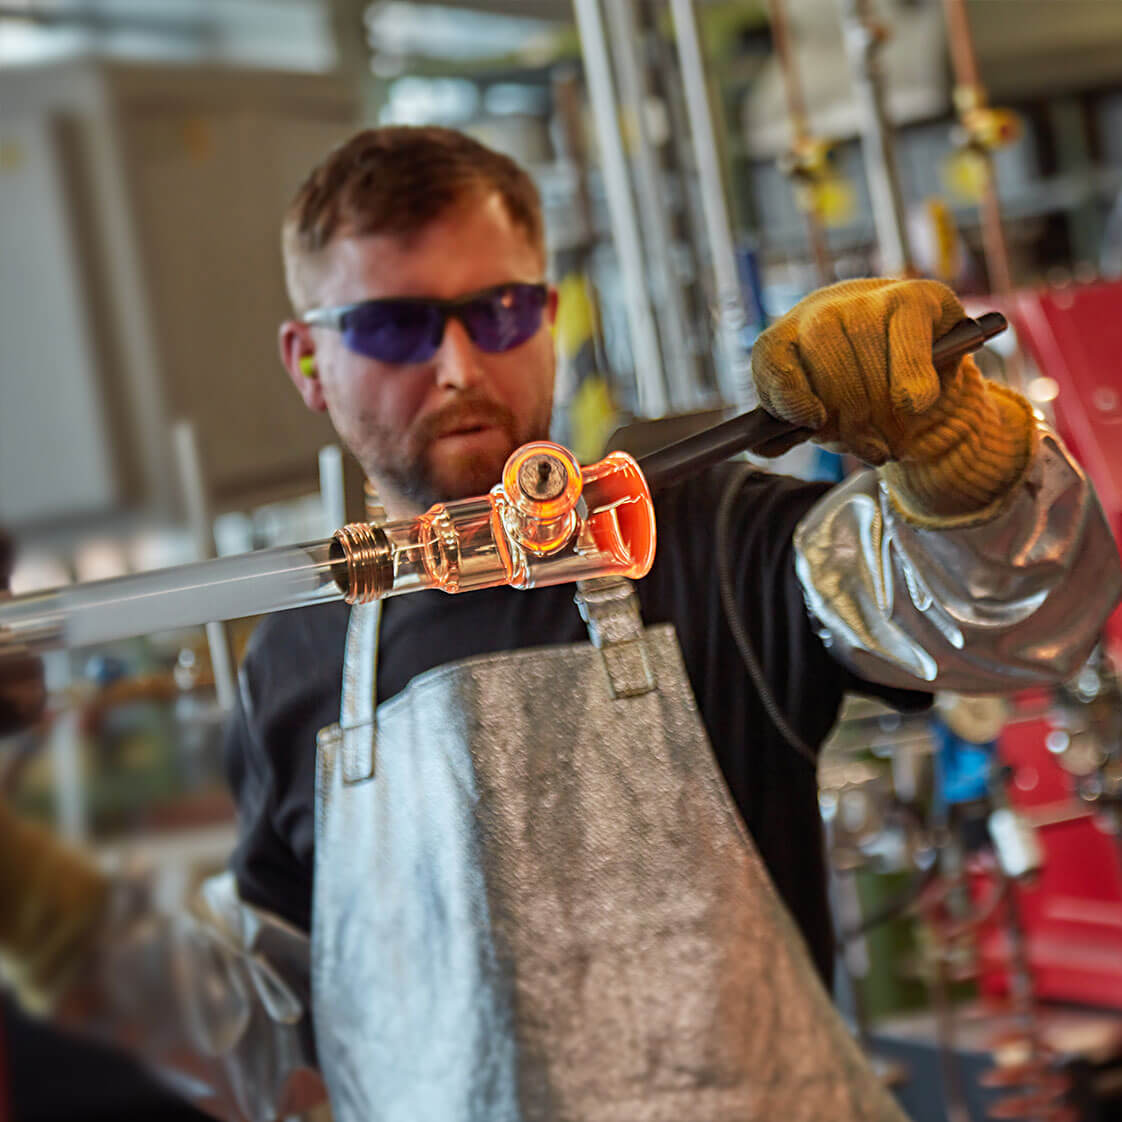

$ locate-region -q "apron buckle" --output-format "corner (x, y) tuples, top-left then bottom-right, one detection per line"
(575, 578), (657, 698)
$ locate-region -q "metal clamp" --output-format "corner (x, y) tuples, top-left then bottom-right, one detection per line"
(575, 577), (657, 699)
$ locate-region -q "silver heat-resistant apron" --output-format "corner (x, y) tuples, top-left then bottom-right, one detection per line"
(312, 578), (907, 1122)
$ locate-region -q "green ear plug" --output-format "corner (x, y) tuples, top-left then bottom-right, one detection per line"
(298, 355), (317, 378)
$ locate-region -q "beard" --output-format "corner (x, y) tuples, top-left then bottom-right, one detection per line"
(356, 390), (552, 511)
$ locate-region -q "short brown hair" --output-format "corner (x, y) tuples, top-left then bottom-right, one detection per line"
(282, 126), (545, 311)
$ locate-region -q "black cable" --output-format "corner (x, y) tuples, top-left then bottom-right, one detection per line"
(715, 464), (820, 768)
(839, 862), (939, 944)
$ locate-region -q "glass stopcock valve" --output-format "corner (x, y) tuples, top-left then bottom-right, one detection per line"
(0, 441), (658, 657)
(501, 443), (584, 555)
(331, 441), (656, 603)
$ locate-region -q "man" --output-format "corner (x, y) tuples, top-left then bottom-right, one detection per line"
(0, 126), (1118, 1122)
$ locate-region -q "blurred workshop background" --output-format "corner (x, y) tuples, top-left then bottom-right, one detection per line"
(3, 1), (1122, 1119)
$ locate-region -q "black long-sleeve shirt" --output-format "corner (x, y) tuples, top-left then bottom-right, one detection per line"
(224, 465), (926, 985)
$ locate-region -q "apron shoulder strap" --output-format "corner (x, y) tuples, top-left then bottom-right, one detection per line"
(574, 578), (657, 698)
(336, 599), (381, 784)
(327, 578), (654, 786)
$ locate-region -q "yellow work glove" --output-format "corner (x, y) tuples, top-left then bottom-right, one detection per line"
(752, 278), (1035, 525)
(0, 801), (110, 1013)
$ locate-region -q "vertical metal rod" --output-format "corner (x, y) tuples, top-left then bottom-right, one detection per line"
(572, 0), (670, 417)
(552, 67), (598, 252)
(648, 21), (723, 391)
(318, 444), (347, 534)
(999, 874), (1063, 1120)
(44, 651), (87, 842)
(172, 421), (237, 712)
(667, 0), (755, 408)
(605, 0), (701, 410)
(837, 0), (915, 276)
(941, 0), (980, 89)
(763, 0), (834, 284)
(976, 161), (1014, 299)
(328, 0), (387, 123)
(931, 944), (975, 1122)
(550, 66), (621, 433)
(929, 840), (977, 1122)
(940, 0), (1023, 391)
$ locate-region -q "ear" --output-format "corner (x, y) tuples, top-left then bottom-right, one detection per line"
(279, 320), (327, 412)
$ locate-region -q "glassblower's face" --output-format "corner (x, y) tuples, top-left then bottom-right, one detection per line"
(304, 193), (556, 513)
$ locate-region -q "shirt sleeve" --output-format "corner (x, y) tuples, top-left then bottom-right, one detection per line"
(646, 465), (926, 759)
(222, 611), (330, 936)
(793, 423), (1122, 692)
(643, 464), (925, 986)
(222, 670), (303, 927)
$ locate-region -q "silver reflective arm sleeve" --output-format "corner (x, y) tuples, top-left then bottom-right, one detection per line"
(54, 871), (327, 1122)
(793, 424), (1122, 692)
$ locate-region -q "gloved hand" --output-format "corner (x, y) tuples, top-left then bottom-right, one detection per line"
(752, 278), (1035, 524)
(0, 801), (109, 1013)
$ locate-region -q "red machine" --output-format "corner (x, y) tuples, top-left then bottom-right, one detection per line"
(974, 706), (1122, 1008)
(1015, 280), (1122, 648)
(972, 280), (1122, 1009)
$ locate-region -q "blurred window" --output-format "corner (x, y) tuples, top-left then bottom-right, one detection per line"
(366, 2), (557, 67)
(0, 0), (334, 69)
(379, 75), (480, 126)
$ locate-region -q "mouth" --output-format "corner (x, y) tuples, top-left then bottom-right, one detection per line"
(433, 417), (507, 441)
(441, 423), (492, 437)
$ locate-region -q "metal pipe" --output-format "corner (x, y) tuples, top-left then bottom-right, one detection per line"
(666, 0), (756, 409)
(571, 0), (670, 417)
(941, 0), (980, 90)
(172, 421), (238, 712)
(44, 651), (87, 842)
(940, 0), (1024, 392)
(318, 444), (347, 534)
(551, 67), (597, 251)
(605, 0), (701, 410)
(549, 67), (618, 419)
(763, 0), (834, 284)
(837, 0), (915, 276)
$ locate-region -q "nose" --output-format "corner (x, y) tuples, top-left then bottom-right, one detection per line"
(434, 316), (484, 392)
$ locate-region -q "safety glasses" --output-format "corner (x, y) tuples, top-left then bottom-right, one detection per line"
(302, 282), (549, 365)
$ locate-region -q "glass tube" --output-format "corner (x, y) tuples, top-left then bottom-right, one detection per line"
(0, 443), (657, 657)
(328, 447), (655, 602)
(0, 541), (342, 653)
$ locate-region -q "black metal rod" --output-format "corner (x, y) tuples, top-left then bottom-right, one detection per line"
(638, 311), (1007, 492)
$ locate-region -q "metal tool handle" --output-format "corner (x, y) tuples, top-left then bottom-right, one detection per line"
(638, 311), (1008, 492)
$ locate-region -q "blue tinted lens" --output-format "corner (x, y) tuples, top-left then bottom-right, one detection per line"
(343, 300), (444, 364)
(458, 285), (547, 354)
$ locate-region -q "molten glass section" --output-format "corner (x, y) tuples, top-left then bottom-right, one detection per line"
(333, 443), (656, 603)
(0, 443), (656, 655)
